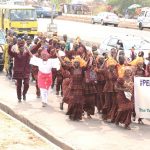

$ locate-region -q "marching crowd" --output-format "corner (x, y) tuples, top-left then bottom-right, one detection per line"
(3, 30), (150, 130)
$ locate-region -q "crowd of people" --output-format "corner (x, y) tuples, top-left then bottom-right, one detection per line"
(3, 30), (150, 130)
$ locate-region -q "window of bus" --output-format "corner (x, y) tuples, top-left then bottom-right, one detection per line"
(10, 9), (37, 21)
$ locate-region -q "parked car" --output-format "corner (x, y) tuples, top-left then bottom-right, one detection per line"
(34, 6), (58, 18)
(91, 12), (119, 27)
(0, 29), (7, 71)
(137, 7), (150, 30)
(99, 35), (150, 61)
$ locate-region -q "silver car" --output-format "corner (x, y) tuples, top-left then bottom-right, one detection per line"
(91, 12), (119, 27)
(99, 35), (150, 61)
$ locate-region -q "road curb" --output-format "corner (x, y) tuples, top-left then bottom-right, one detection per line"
(56, 16), (138, 30)
(0, 102), (74, 150)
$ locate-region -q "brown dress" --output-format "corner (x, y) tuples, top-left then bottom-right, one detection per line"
(65, 66), (85, 121)
(95, 68), (106, 113)
(83, 69), (97, 116)
(115, 78), (134, 126)
(103, 68), (118, 121)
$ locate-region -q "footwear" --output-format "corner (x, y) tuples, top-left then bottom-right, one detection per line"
(18, 99), (21, 103)
(87, 115), (92, 119)
(23, 95), (26, 101)
(37, 95), (40, 98)
(115, 122), (119, 126)
(60, 102), (64, 110)
(125, 125), (131, 130)
(42, 102), (46, 107)
(138, 118), (144, 124)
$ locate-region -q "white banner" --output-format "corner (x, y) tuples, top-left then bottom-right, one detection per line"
(134, 77), (150, 118)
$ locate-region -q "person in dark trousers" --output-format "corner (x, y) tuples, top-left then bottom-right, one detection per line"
(8, 38), (31, 102)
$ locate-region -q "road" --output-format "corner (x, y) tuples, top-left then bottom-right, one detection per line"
(0, 110), (61, 150)
(0, 72), (150, 150)
(38, 19), (150, 44)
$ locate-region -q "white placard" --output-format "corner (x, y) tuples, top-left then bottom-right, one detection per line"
(134, 77), (150, 118)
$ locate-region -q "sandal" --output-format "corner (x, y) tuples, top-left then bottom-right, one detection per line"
(125, 125), (131, 130)
(138, 118), (144, 124)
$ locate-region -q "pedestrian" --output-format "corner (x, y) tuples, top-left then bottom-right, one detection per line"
(49, 37), (60, 89)
(60, 57), (71, 110)
(29, 49), (60, 107)
(102, 57), (118, 122)
(83, 56), (97, 119)
(4, 37), (13, 76)
(57, 54), (87, 121)
(30, 48), (42, 98)
(56, 41), (66, 95)
(115, 67), (134, 130)
(8, 38), (31, 102)
(146, 62), (150, 77)
(95, 56), (106, 114)
(63, 34), (70, 51)
(131, 57), (145, 124)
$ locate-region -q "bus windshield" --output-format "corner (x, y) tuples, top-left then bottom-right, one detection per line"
(10, 9), (37, 21)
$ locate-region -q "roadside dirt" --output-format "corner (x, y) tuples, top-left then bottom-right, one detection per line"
(0, 111), (61, 150)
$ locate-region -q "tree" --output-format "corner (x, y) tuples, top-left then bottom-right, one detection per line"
(107, 0), (150, 13)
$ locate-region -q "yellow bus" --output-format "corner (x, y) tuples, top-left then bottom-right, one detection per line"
(0, 5), (38, 36)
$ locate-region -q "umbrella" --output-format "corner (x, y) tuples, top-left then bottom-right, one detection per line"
(128, 4), (141, 9)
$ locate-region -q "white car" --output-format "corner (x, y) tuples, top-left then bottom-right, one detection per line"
(91, 12), (119, 27)
(137, 7), (150, 30)
(99, 35), (150, 61)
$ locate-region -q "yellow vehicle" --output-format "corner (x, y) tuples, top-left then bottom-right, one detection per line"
(0, 5), (38, 36)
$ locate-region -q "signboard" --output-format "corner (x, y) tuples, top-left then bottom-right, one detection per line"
(134, 77), (150, 118)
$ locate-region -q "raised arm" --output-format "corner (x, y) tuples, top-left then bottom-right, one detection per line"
(8, 45), (17, 57)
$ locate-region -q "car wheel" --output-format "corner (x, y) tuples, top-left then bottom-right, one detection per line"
(139, 23), (143, 30)
(40, 14), (44, 18)
(101, 20), (104, 25)
(0, 65), (4, 71)
(91, 19), (95, 24)
(114, 24), (118, 27)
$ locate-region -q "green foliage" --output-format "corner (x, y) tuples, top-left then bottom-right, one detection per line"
(107, 0), (150, 13)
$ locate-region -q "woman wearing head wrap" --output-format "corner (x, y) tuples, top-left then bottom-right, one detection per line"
(83, 54), (97, 119)
(95, 56), (106, 114)
(57, 54), (87, 121)
(115, 67), (134, 130)
(130, 57), (145, 124)
(29, 49), (60, 107)
(102, 57), (118, 122)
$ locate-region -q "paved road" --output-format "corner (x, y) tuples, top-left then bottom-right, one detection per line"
(0, 72), (150, 150)
(0, 110), (61, 150)
(38, 19), (150, 44)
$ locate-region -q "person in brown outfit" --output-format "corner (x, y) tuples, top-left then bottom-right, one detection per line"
(131, 57), (145, 124)
(102, 57), (118, 122)
(95, 56), (106, 114)
(57, 54), (87, 121)
(115, 67), (134, 130)
(60, 57), (71, 110)
(83, 56), (97, 119)
(8, 38), (31, 102)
